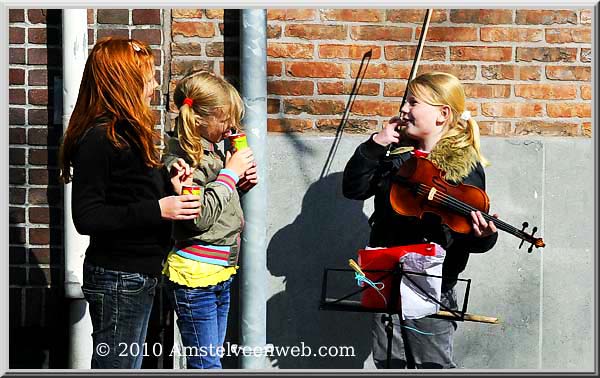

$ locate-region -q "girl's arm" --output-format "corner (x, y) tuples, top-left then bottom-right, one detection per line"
(342, 133), (389, 200)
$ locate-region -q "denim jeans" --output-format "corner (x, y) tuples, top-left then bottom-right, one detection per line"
(372, 288), (458, 369)
(82, 261), (158, 369)
(166, 277), (233, 369)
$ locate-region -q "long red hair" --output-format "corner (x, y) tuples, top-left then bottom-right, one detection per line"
(59, 37), (160, 183)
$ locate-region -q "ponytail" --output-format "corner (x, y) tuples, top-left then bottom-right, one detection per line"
(176, 102), (204, 167)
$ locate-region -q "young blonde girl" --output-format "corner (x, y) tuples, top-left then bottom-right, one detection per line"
(162, 70), (257, 369)
(343, 72), (498, 369)
(59, 37), (200, 369)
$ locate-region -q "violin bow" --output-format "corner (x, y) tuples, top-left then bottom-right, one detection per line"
(386, 9), (433, 157)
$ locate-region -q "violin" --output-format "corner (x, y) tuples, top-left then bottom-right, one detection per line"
(390, 156), (545, 253)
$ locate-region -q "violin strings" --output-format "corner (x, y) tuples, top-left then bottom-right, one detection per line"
(415, 184), (529, 239)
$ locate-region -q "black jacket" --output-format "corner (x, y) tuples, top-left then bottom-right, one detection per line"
(343, 135), (498, 290)
(71, 121), (173, 277)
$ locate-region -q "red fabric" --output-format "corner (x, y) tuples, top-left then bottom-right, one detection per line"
(357, 243), (436, 311)
(412, 149), (429, 158)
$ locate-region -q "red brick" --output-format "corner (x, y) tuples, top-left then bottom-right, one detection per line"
(416, 64), (477, 80)
(546, 65), (591, 81)
(9, 147), (25, 165)
(581, 85), (591, 100)
(450, 46), (512, 62)
(205, 9), (224, 19)
(386, 9), (447, 23)
(285, 24), (346, 40)
(267, 9), (316, 20)
(10, 89), (25, 105)
(546, 28), (591, 43)
(547, 103), (591, 118)
(582, 122), (591, 137)
(10, 168), (25, 184)
(318, 81), (379, 96)
(9, 27), (25, 44)
(383, 82), (407, 97)
(29, 228), (51, 245)
(450, 9), (513, 24)
(516, 10), (577, 25)
(464, 84), (511, 98)
(350, 63), (409, 79)
(97, 9), (129, 24)
(268, 24), (282, 39)
(172, 9), (203, 18)
(10, 207), (25, 224)
(10, 187), (26, 205)
(9, 127), (26, 144)
(28, 188), (61, 205)
(29, 169), (58, 185)
(351, 26), (411, 42)
(28, 109), (49, 125)
(478, 121), (512, 136)
(28, 89), (48, 105)
(28, 28), (48, 44)
(481, 102), (543, 117)
(9, 109), (25, 125)
(351, 100), (399, 117)
(30, 148), (56, 166)
(384, 45), (445, 61)
(516, 47), (577, 63)
(132, 29), (162, 45)
(28, 10), (48, 24)
(286, 62), (345, 78)
(267, 99), (280, 114)
(171, 42), (203, 56)
(9, 69), (25, 85)
(268, 80), (314, 96)
(97, 29), (129, 40)
(284, 99), (346, 115)
(29, 207), (50, 224)
(581, 10), (592, 25)
(268, 61), (283, 77)
(319, 44), (381, 59)
(515, 84), (577, 99)
(268, 43), (313, 59)
(320, 9), (383, 22)
(480, 27), (543, 42)
(9, 9), (25, 22)
(88, 9), (94, 24)
(206, 42), (223, 57)
(316, 118), (378, 133)
(581, 49), (591, 63)
(417, 27), (477, 42)
(515, 120), (579, 136)
(29, 69), (55, 86)
(10, 48), (25, 64)
(267, 118), (313, 132)
(481, 65), (541, 81)
(28, 128), (49, 145)
(172, 22), (215, 38)
(132, 9), (161, 25)
(9, 228), (26, 244)
(171, 59), (212, 76)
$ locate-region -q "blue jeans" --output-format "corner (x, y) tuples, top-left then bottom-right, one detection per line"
(167, 277), (233, 369)
(82, 261), (158, 369)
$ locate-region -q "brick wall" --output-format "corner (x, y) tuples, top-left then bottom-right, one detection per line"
(8, 8), (168, 368)
(169, 8), (592, 137)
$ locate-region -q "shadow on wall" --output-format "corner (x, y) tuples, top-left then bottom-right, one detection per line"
(266, 172), (373, 369)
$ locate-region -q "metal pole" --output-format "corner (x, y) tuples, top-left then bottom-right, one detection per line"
(62, 9), (92, 369)
(239, 9), (268, 369)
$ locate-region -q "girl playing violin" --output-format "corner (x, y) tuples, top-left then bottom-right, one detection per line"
(342, 71), (498, 369)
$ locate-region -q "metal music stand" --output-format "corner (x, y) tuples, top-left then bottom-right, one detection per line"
(319, 262), (472, 369)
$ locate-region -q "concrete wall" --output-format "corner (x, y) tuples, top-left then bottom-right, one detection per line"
(263, 133), (594, 370)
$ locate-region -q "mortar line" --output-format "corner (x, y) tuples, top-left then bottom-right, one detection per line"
(538, 140), (546, 369)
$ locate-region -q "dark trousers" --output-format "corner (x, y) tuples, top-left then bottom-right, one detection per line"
(82, 261), (158, 369)
(372, 288), (458, 369)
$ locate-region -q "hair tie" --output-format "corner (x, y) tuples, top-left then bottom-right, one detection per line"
(460, 110), (471, 121)
(183, 97), (194, 107)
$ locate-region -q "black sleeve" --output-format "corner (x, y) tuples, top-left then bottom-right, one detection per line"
(342, 134), (389, 200)
(71, 129), (163, 235)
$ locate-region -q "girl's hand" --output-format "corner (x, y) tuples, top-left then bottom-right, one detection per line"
(372, 118), (401, 147)
(225, 147), (254, 178)
(238, 161), (258, 191)
(159, 195), (201, 220)
(471, 211), (498, 238)
(170, 158), (194, 195)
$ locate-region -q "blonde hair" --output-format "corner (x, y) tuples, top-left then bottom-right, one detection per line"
(173, 70), (244, 167)
(407, 72), (489, 166)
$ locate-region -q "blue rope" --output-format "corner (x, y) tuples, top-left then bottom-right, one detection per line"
(398, 324), (435, 336)
(354, 272), (387, 306)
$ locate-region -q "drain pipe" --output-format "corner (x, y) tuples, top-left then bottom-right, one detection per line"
(62, 9), (92, 369)
(239, 9), (268, 369)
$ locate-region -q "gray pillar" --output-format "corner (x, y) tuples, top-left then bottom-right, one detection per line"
(62, 9), (92, 369)
(239, 9), (268, 369)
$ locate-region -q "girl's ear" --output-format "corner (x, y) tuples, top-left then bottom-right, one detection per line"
(437, 105), (451, 125)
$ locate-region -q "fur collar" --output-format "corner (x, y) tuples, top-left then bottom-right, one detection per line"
(390, 136), (479, 182)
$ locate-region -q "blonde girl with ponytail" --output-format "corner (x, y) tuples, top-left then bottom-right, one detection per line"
(161, 70), (257, 369)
